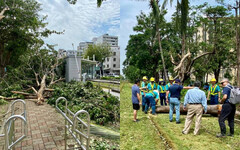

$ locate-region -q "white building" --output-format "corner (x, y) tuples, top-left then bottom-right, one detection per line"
(92, 34), (120, 75)
(93, 34), (118, 47)
(77, 42), (94, 56)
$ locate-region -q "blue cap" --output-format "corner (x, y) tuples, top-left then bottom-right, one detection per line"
(175, 79), (181, 83)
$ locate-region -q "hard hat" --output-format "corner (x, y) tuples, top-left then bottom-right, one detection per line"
(159, 79), (164, 82)
(142, 76), (148, 80)
(211, 78), (216, 82)
(150, 77), (155, 82)
(169, 76), (174, 81)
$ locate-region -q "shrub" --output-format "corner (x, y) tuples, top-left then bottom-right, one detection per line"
(47, 81), (120, 125)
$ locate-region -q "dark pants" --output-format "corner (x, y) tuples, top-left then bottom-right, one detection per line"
(144, 96), (156, 114)
(160, 93), (167, 106)
(210, 95), (218, 105)
(219, 103), (236, 135)
(142, 95), (146, 111)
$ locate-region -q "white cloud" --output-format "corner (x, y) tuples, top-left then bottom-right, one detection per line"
(37, 0), (120, 49)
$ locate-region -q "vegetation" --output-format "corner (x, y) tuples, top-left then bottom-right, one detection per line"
(123, 1), (239, 85)
(120, 82), (240, 150)
(84, 44), (112, 77)
(48, 81), (120, 126)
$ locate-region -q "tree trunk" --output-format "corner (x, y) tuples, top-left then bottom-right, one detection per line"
(236, 5), (240, 86)
(32, 74), (47, 104)
(180, 33), (186, 82)
(155, 105), (240, 117)
(157, 25), (168, 81)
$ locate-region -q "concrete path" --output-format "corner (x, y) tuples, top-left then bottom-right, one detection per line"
(1, 100), (66, 150)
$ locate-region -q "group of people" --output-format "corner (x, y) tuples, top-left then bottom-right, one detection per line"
(131, 76), (236, 137)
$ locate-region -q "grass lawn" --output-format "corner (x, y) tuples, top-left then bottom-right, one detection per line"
(120, 81), (166, 150)
(120, 81), (240, 150)
(91, 81), (119, 90)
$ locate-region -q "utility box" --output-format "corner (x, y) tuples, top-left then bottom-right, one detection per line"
(65, 56), (81, 82)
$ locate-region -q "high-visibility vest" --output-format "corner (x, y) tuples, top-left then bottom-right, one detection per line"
(159, 85), (166, 93)
(149, 83), (157, 97)
(210, 85), (219, 96)
(141, 82), (148, 93)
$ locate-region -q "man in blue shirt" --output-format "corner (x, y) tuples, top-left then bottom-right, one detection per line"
(144, 90), (159, 115)
(132, 79), (141, 122)
(166, 79), (193, 124)
(182, 81), (207, 135)
(217, 78), (236, 137)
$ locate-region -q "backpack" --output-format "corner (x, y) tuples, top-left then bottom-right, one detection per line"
(226, 85), (240, 104)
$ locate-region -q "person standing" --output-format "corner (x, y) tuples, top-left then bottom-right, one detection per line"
(166, 79), (193, 124)
(207, 78), (220, 105)
(132, 79), (141, 122)
(217, 78), (236, 137)
(141, 76), (148, 111)
(158, 79), (167, 106)
(165, 76), (174, 100)
(182, 81), (207, 135)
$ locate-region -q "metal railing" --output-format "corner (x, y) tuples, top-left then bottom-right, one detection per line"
(56, 97), (90, 150)
(0, 99), (27, 150)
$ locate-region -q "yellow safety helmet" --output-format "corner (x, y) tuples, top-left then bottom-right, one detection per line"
(159, 79), (164, 82)
(142, 76), (148, 80)
(150, 77), (155, 82)
(211, 78), (217, 82)
(169, 76), (174, 81)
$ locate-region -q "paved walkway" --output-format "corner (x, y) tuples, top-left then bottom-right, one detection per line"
(1, 100), (66, 150)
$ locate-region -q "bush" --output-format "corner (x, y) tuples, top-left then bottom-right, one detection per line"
(47, 81), (120, 125)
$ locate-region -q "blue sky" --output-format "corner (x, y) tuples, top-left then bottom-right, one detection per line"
(37, 0), (120, 50)
(120, 0), (224, 74)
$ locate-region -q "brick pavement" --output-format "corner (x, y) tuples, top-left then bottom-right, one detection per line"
(1, 100), (67, 150)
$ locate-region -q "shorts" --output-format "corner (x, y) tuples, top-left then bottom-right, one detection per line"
(133, 103), (140, 110)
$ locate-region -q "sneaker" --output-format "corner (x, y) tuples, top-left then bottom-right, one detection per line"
(182, 131), (187, 135)
(227, 133), (234, 137)
(144, 111), (147, 114)
(216, 133), (226, 138)
(176, 121), (181, 124)
(133, 119), (140, 122)
(169, 120), (173, 122)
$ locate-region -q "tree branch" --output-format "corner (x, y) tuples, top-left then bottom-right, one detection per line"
(0, 7), (9, 20)
(174, 50), (191, 72)
(170, 54), (178, 66)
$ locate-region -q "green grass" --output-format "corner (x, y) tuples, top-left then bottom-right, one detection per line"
(91, 82), (119, 90)
(120, 82), (240, 150)
(120, 81), (165, 150)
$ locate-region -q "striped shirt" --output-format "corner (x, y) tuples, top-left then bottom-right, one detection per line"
(184, 87), (207, 112)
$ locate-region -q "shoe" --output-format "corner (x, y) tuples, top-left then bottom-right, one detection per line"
(182, 131), (187, 135)
(227, 133), (234, 137)
(216, 133), (226, 138)
(133, 119), (140, 122)
(144, 111), (147, 114)
(176, 121), (181, 124)
(169, 120), (173, 122)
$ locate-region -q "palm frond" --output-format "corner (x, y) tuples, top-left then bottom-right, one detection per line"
(97, 0), (103, 7)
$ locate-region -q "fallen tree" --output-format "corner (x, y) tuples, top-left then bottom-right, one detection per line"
(155, 105), (240, 117)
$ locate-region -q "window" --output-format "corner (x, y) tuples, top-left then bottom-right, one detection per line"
(113, 52), (116, 56)
(113, 58), (116, 61)
(107, 65), (109, 68)
(107, 58), (109, 62)
(113, 64), (116, 68)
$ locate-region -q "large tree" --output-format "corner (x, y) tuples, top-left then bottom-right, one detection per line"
(84, 44), (111, 76)
(0, 0), (56, 77)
